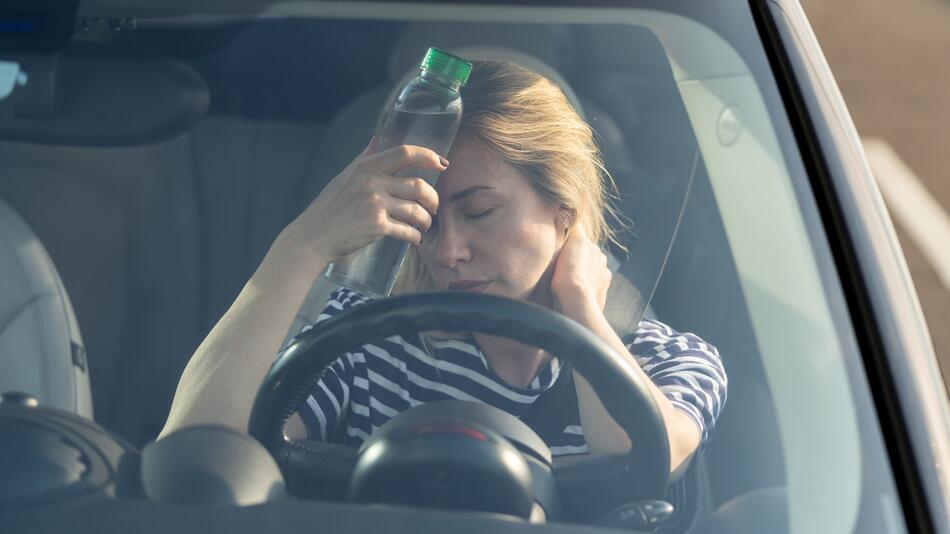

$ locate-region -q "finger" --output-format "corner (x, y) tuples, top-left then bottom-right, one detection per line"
(387, 197), (433, 232)
(385, 176), (439, 215)
(571, 220), (588, 239)
(561, 223), (585, 252)
(369, 144), (448, 175)
(384, 216), (424, 245)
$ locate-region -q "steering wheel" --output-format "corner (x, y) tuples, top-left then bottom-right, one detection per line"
(248, 292), (669, 521)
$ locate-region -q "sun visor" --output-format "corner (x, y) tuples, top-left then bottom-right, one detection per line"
(0, 44), (209, 146)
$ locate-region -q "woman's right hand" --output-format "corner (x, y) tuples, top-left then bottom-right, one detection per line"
(288, 138), (447, 266)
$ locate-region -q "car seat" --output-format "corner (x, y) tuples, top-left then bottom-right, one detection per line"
(0, 44), (209, 444)
(284, 27), (660, 345)
(0, 197), (92, 417)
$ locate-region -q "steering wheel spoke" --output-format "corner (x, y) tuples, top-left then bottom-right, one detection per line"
(274, 438), (357, 500)
(553, 453), (651, 521)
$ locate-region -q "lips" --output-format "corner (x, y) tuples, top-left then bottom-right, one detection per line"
(448, 280), (491, 292)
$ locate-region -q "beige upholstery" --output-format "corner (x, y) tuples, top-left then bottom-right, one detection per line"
(0, 198), (92, 417)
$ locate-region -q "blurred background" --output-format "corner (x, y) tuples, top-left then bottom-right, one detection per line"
(800, 0), (950, 391)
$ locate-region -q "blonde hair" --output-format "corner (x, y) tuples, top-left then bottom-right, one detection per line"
(394, 59), (623, 294)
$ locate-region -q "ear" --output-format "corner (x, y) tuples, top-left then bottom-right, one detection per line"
(555, 206), (575, 237)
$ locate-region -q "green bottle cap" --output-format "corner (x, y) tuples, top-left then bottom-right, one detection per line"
(421, 47), (472, 87)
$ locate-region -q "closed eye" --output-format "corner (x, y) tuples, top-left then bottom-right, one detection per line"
(465, 207), (495, 220)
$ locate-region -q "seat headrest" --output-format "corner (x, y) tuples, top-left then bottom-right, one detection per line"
(0, 44), (209, 146)
(311, 44), (590, 207)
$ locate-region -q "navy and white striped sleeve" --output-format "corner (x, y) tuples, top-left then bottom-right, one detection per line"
(627, 319), (727, 448)
(284, 288), (371, 441)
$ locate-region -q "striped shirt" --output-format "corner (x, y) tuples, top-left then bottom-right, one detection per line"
(287, 288), (727, 529)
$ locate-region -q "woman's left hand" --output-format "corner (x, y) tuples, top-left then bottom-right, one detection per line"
(551, 222), (611, 316)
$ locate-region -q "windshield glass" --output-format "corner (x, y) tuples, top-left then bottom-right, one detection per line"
(0, 0), (905, 532)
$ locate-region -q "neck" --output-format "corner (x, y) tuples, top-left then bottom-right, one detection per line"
(474, 272), (556, 388)
(467, 247), (570, 387)
(474, 333), (551, 388)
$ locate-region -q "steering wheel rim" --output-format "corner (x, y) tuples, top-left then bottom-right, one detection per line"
(248, 291), (670, 504)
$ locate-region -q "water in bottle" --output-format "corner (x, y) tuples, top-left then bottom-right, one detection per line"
(325, 48), (472, 297)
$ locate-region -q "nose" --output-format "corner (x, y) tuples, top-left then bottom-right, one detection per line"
(432, 217), (472, 268)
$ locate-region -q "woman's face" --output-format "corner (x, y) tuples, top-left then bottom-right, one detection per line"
(417, 134), (567, 305)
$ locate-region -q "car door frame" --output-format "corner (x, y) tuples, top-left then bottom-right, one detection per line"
(748, 0), (950, 532)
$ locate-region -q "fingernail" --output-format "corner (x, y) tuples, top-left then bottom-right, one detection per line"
(439, 156), (450, 168)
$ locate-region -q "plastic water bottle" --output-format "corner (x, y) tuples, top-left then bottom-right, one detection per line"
(325, 48), (472, 297)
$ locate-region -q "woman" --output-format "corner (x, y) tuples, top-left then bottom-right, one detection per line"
(162, 60), (726, 484)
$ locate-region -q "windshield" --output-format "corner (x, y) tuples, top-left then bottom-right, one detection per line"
(0, 1), (905, 532)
